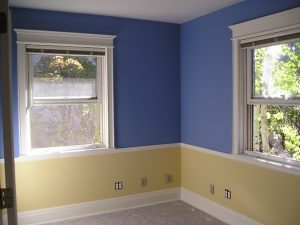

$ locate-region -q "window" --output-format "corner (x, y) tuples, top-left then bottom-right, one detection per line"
(246, 40), (300, 163)
(230, 7), (300, 167)
(16, 29), (115, 155)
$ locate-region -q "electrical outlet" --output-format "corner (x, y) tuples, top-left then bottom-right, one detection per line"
(165, 174), (172, 184)
(140, 177), (147, 187)
(115, 181), (123, 190)
(225, 189), (231, 199)
(210, 184), (214, 195)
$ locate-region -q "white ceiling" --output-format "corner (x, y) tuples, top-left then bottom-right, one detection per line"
(9, 0), (242, 24)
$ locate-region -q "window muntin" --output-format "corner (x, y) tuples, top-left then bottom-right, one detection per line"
(246, 40), (300, 163)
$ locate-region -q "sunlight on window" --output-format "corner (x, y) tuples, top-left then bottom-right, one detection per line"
(29, 54), (103, 151)
(32, 55), (97, 99)
(251, 40), (300, 161)
(253, 41), (300, 99)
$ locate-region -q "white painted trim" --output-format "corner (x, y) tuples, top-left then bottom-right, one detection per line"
(229, 7), (300, 39)
(11, 188), (180, 225)
(3, 186), (263, 225)
(5, 142), (300, 176)
(181, 188), (263, 225)
(15, 29), (116, 156)
(3, 185), (264, 225)
(229, 6), (300, 169)
(181, 143), (300, 176)
(181, 143), (234, 159)
(14, 29), (116, 48)
(231, 38), (245, 155)
(8, 143), (181, 162)
(245, 149), (300, 167)
(107, 47), (115, 148)
(17, 42), (29, 157)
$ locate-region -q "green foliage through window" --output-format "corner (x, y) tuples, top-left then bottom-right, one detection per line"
(252, 41), (300, 160)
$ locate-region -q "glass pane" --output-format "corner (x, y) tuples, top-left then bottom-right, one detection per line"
(31, 54), (98, 99)
(30, 103), (102, 149)
(252, 104), (300, 160)
(253, 40), (300, 99)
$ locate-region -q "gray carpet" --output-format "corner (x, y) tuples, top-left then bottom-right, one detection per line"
(41, 201), (227, 225)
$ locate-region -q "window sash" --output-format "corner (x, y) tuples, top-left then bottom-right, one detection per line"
(248, 99), (300, 105)
(246, 103), (300, 167)
(25, 47), (105, 153)
(27, 51), (104, 105)
(244, 37), (300, 165)
(245, 44), (300, 105)
(27, 102), (104, 153)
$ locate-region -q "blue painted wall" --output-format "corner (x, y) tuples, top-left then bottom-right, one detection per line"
(0, 8), (181, 156)
(180, 0), (300, 153)
(1, 1), (300, 157)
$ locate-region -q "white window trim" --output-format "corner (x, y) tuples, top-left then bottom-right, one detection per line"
(229, 7), (300, 166)
(15, 29), (116, 156)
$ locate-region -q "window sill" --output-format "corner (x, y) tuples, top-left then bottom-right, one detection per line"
(2, 143), (180, 163)
(16, 147), (117, 162)
(232, 153), (300, 176)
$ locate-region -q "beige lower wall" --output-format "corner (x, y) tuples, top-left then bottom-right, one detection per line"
(15, 147), (181, 212)
(181, 147), (300, 225)
(9, 145), (300, 225)
(0, 164), (3, 186)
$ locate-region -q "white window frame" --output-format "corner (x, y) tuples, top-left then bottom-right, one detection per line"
(229, 7), (300, 167)
(15, 29), (116, 156)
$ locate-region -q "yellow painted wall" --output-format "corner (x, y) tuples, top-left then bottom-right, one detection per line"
(15, 147), (181, 212)
(11, 145), (300, 225)
(181, 147), (300, 225)
(0, 164), (4, 188)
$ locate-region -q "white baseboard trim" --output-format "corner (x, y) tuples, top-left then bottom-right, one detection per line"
(15, 188), (181, 225)
(9, 187), (262, 225)
(181, 188), (263, 225)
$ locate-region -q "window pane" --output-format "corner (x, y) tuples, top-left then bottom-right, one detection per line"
(253, 41), (300, 99)
(30, 103), (102, 149)
(31, 54), (98, 99)
(252, 104), (300, 160)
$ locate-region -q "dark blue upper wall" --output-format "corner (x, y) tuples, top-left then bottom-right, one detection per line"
(2, 8), (181, 156)
(180, 0), (300, 154)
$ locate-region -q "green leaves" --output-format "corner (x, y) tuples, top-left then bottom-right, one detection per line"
(254, 48), (265, 96)
(253, 41), (300, 160)
(33, 55), (96, 79)
(274, 43), (300, 97)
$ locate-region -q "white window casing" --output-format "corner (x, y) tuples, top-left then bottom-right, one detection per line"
(229, 7), (300, 165)
(15, 29), (116, 155)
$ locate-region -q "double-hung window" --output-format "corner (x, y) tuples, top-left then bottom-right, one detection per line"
(230, 7), (300, 168)
(16, 29), (115, 155)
